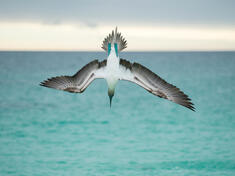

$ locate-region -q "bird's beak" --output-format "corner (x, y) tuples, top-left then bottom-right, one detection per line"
(109, 95), (113, 108)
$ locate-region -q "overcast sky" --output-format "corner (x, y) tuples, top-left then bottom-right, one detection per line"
(1, 0), (235, 51)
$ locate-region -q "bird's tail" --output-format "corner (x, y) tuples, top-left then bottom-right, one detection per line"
(101, 27), (127, 52)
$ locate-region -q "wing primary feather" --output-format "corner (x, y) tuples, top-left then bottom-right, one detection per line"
(120, 58), (195, 111)
(40, 59), (107, 93)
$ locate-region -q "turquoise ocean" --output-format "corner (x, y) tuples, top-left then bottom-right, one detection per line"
(0, 51), (235, 176)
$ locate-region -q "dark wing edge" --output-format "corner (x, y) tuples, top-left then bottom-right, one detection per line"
(120, 59), (195, 111)
(40, 59), (107, 93)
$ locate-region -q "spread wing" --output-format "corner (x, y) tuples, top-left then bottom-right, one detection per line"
(40, 59), (107, 93)
(119, 59), (195, 111)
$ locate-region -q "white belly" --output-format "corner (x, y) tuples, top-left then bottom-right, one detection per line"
(105, 51), (120, 89)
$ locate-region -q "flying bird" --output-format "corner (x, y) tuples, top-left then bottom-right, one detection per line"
(40, 27), (195, 111)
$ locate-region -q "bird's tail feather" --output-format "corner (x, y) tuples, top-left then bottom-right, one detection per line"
(101, 27), (127, 52)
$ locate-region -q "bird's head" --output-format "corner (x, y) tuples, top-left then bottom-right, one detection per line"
(108, 88), (115, 107)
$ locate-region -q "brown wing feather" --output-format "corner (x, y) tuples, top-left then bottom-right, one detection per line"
(40, 59), (107, 93)
(120, 59), (195, 111)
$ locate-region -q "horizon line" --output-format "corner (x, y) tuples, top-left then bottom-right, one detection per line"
(0, 50), (235, 52)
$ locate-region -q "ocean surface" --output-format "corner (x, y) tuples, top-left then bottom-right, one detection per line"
(0, 51), (234, 176)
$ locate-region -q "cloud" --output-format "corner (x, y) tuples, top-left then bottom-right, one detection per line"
(0, 0), (235, 26)
(1, 0), (235, 50)
(1, 22), (235, 51)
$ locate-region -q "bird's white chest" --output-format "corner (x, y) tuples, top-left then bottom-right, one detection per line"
(105, 52), (120, 89)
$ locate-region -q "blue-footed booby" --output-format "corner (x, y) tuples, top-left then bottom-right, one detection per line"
(40, 27), (195, 111)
